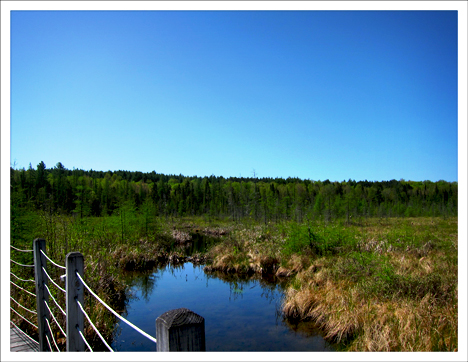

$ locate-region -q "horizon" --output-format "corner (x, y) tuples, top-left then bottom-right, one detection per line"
(10, 159), (458, 184)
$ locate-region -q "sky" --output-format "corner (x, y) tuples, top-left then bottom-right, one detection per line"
(5, 6), (463, 182)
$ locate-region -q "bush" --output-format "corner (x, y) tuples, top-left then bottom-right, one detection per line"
(281, 223), (311, 256)
(281, 222), (351, 258)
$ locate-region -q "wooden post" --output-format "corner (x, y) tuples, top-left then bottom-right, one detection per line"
(156, 308), (205, 351)
(33, 238), (50, 351)
(66, 252), (84, 352)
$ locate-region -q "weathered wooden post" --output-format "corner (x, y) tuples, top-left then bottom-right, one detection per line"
(66, 252), (84, 351)
(33, 238), (50, 351)
(156, 308), (205, 351)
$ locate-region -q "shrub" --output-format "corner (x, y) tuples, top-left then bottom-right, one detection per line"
(281, 223), (347, 257)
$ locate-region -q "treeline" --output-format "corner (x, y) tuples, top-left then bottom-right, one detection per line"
(11, 161), (458, 223)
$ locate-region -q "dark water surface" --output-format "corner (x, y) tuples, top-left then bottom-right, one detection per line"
(111, 262), (333, 351)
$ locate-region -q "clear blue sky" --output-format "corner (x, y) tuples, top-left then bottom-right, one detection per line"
(9, 10), (459, 182)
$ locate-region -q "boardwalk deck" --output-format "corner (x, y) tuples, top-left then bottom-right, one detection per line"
(10, 324), (39, 352)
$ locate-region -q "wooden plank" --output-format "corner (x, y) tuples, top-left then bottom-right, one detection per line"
(10, 325), (39, 352)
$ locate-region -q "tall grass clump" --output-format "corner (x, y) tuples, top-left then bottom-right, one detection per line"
(205, 222), (282, 275)
(281, 217), (458, 351)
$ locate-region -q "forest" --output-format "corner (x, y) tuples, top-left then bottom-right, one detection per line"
(10, 161), (458, 222)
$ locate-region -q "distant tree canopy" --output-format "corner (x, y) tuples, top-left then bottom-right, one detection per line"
(10, 161), (458, 222)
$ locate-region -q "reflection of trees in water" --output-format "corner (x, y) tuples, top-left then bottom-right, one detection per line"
(204, 269), (284, 303)
(170, 233), (220, 256)
(138, 273), (158, 302)
(166, 263), (187, 280)
(170, 263), (205, 284)
(124, 262), (205, 304)
(124, 263), (287, 308)
(125, 270), (161, 302)
(228, 279), (249, 301)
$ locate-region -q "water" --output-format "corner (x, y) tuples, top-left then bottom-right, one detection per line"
(111, 262), (333, 351)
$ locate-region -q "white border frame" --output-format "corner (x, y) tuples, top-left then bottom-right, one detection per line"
(2, 2), (467, 362)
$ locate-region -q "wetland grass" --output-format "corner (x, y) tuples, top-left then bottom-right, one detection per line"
(11, 211), (457, 351)
(278, 217), (458, 351)
(200, 217), (458, 351)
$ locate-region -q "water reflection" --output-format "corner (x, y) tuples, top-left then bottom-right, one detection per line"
(205, 269), (287, 303)
(170, 232), (220, 256)
(114, 262), (334, 351)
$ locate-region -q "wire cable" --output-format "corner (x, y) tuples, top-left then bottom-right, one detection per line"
(11, 259), (34, 268)
(45, 333), (54, 352)
(76, 325), (93, 352)
(10, 272), (35, 283)
(10, 281), (36, 298)
(42, 266), (66, 293)
(45, 316), (61, 352)
(10, 296), (37, 315)
(40, 249), (66, 270)
(43, 284), (66, 316)
(76, 299), (114, 352)
(43, 299), (66, 338)
(10, 307), (38, 329)
(10, 245), (33, 253)
(10, 320), (39, 344)
(76, 271), (157, 344)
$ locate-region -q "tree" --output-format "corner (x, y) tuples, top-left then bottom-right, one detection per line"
(36, 161), (47, 191)
(321, 184), (335, 222)
(73, 176), (91, 218)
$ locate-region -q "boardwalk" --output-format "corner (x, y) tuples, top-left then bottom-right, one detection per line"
(10, 240), (195, 352)
(10, 325), (39, 352)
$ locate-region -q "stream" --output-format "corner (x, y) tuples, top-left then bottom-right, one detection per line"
(111, 261), (334, 351)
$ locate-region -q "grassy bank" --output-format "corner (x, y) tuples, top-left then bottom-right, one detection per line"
(10, 211), (457, 351)
(206, 217), (458, 351)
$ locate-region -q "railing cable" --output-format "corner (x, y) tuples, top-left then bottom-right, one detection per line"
(10, 272), (35, 283)
(10, 245), (33, 253)
(44, 283), (66, 316)
(42, 266), (66, 293)
(10, 307), (38, 329)
(10, 296), (37, 315)
(10, 259), (35, 268)
(76, 271), (157, 344)
(45, 333), (54, 352)
(43, 299), (66, 338)
(76, 325), (93, 352)
(45, 316), (61, 352)
(10, 320), (39, 344)
(40, 249), (66, 270)
(76, 299), (114, 352)
(10, 281), (36, 298)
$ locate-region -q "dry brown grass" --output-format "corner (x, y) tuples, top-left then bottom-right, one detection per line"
(205, 224), (283, 275)
(171, 229), (192, 243)
(282, 245), (457, 351)
(283, 271), (457, 351)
